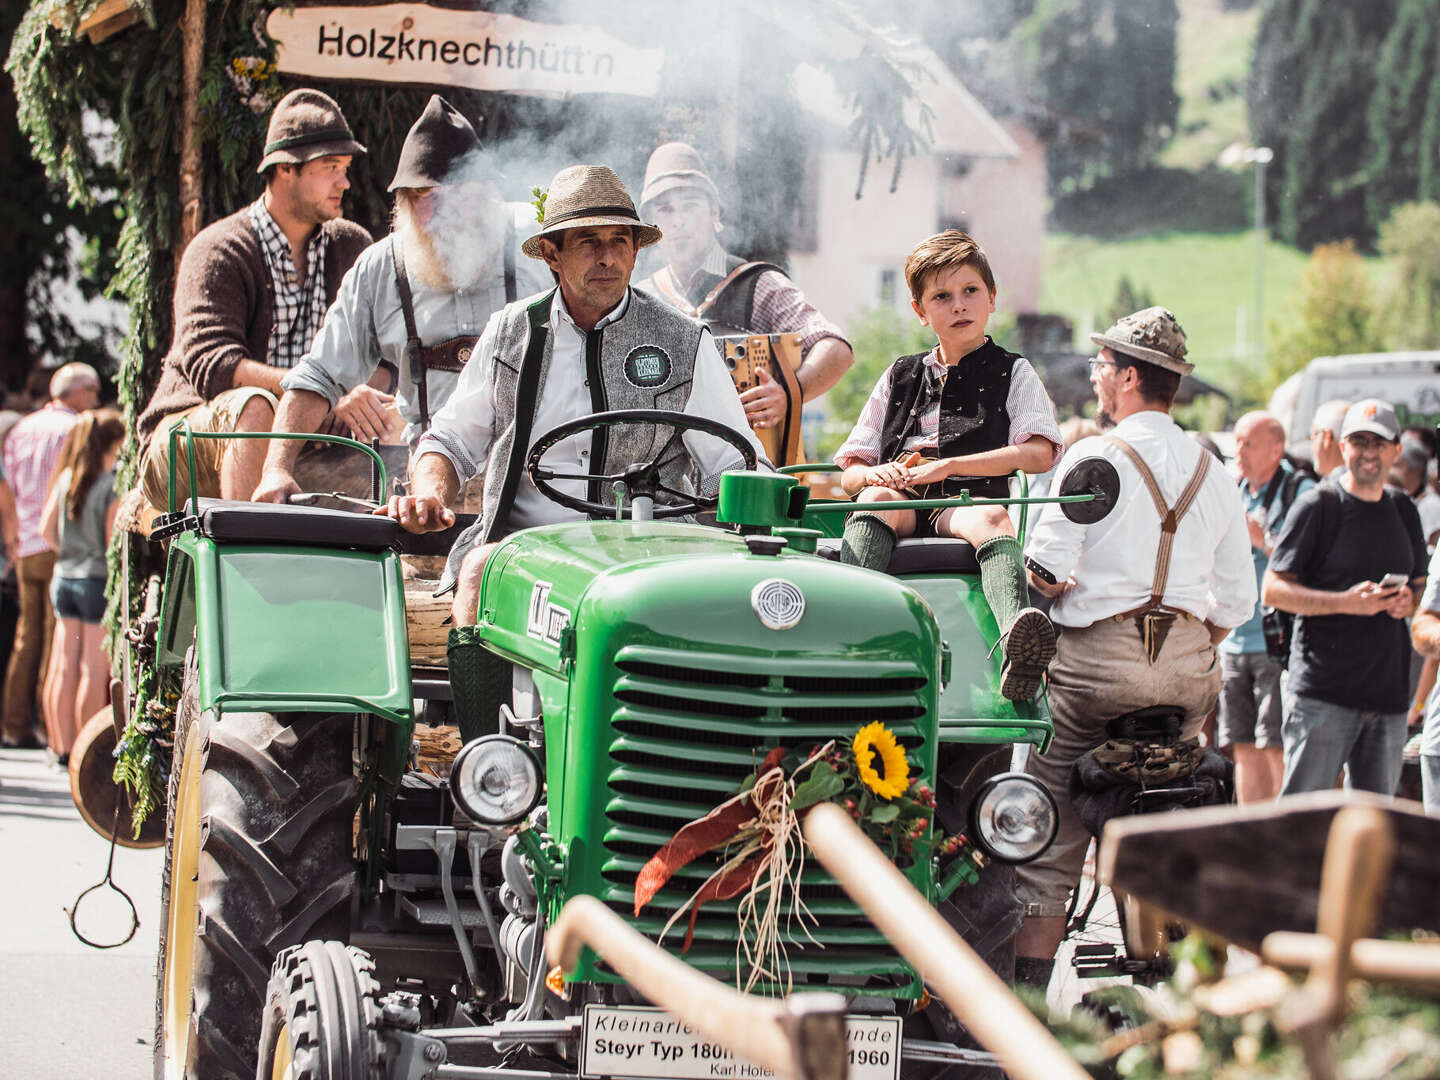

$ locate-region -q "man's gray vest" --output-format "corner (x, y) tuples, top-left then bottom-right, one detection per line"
(441, 286), (704, 590)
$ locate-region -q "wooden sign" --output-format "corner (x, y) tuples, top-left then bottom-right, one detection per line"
(267, 5), (664, 98)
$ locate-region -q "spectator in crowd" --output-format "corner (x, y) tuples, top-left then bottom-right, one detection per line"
(40, 409), (123, 763)
(1219, 411), (1314, 803)
(1263, 399), (1428, 795)
(0, 410), (24, 704)
(1411, 544), (1440, 812)
(1392, 441), (1440, 549)
(1013, 307), (1253, 982)
(1402, 423), (1438, 466)
(0, 363), (99, 749)
(1308, 399), (1351, 479)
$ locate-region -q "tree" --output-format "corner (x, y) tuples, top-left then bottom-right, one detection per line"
(1376, 201), (1440, 350)
(1262, 241), (1383, 395)
(1014, 0), (1179, 193)
(1249, 0), (1398, 250)
(1107, 276), (1154, 325)
(1366, 0), (1440, 232)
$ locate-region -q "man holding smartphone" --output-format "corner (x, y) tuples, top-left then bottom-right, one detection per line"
(1262, 399), (1428, 795)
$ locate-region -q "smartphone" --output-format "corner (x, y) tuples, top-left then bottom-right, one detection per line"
(1378, 572), (1409, 589)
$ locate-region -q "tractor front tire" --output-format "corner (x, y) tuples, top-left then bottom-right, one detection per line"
(256, 941), (385, 1080)
(155, 664), (357, 1080)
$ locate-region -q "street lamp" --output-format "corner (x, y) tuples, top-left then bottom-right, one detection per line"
(1220, 143), (1274, 363)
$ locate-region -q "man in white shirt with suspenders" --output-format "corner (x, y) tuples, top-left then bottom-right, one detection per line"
(1009, 307), (1255, 984)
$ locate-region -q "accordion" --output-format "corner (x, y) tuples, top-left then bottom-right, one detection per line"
(717, 332), (804, 466)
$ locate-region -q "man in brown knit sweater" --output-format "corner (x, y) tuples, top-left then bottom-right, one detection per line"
(137, 88), (374, 510)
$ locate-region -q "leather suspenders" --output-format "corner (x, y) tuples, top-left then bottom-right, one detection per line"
(391, 218), (519, 433)
(1104, 435), (1213, 662)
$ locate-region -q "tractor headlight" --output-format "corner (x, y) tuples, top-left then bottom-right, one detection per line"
(450, 735), (543, 826)
(969, 773), (1057, 864)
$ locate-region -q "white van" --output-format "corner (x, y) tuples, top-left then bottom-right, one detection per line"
(1270, 351), (1440, 449)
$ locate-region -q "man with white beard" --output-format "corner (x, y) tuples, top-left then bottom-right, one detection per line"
(253, 95), (543, 503)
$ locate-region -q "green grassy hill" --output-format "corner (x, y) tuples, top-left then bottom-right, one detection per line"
(1163, 0), (1262, 170)
(1042, 231), (1323, 399)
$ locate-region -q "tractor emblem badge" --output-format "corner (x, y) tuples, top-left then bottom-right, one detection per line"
(751, 578), (805, 630)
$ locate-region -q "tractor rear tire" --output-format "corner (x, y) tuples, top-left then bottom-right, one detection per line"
(256, 941), (385, 1080)
(155, 653), (357, 1079)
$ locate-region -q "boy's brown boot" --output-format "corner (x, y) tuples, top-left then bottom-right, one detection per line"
(999, 607), (1056, 702)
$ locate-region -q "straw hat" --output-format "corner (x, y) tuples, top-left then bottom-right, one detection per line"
(639, 142), (723, 211)
(388, 95), (491, 192)
(256, 89), (365, 173)
(1090, 306), (1193, 376)
(521, 165), (662, 259)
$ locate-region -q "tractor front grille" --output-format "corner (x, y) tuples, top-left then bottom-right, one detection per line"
(596, 645), (930, 994)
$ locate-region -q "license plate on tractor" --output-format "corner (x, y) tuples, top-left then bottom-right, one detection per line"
(580, 1005), (902, 1080)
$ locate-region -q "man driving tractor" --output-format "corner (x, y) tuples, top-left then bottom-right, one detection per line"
(379, 164), (766, 723)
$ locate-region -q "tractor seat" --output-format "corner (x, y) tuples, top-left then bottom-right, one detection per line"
(1104, 706), (1186, 743)
(191, 499), (399, 551)
(815, 536), (980, 575)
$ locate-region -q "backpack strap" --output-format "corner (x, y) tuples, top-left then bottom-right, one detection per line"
(1105, 435), (1212, 610)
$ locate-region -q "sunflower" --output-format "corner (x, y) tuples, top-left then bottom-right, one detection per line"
(852, 721), (910, 800)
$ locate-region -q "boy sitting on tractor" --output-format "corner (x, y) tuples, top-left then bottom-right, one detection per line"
(833, 230), (1063, 701)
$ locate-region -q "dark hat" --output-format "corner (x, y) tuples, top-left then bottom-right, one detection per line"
(256, 88), (366, 174)
(1090, 306), (1193, 376)
(639, 141), (722, 211)
(388, 95), (489, 192)
(522, 165), (662, 259)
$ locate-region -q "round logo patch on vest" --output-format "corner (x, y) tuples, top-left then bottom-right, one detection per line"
(624, 345), (672, 388)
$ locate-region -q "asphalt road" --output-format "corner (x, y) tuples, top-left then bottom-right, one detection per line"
(0, 747), (162, 1079)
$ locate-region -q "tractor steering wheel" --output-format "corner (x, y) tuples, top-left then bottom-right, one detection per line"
(526, 408), (758, 519)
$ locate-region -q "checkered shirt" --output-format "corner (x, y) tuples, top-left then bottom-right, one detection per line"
(834, 346), (1062, 469)
(249, 198), (329, 369)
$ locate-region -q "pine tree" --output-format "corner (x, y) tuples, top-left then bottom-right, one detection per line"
(1366, 0), (1440, 232)
(1015, 0), (1179, 193)
(1250, 0), (1398, 250)
(1377, 201), (1440, 350)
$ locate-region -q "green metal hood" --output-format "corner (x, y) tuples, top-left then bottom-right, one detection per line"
(476, 521), (943, 678)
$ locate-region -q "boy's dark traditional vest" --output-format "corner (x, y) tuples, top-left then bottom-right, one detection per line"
(877, 340), (1020, 499)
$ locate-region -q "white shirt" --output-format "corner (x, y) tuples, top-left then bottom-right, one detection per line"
(414, 287), (767, 531)
(1026, 410), (1256, 629)
(1414, 489), (1440, 548)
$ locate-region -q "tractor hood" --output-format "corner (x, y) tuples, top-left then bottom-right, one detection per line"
(476, 520), (941, 679)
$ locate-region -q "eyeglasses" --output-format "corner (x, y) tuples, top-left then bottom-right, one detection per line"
(1087, 357), (1118, 372)
(1344, 433), (1393, 451)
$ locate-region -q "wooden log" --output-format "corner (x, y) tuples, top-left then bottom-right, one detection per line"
(1099, 791), (1440, 952)
(406, 583), (450, 668)
(76, 0), (139, 42)
(1264, 933), (1440, 988)
(548, 895), (837, 1080)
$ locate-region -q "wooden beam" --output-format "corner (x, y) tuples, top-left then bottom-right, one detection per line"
(175, 0), (205, 263)
(75, 0), (138, 42)
(1098, 791), (1440, 952)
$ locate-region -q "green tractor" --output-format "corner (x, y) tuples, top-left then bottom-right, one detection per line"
(143, 411), (1106, 1079)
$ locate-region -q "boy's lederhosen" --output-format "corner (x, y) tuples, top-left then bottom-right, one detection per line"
(877, 341), (1019, 534)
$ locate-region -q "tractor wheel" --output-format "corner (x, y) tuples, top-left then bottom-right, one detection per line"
(154, 651), (358, 1080)
(256, 941), (385, 1080)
